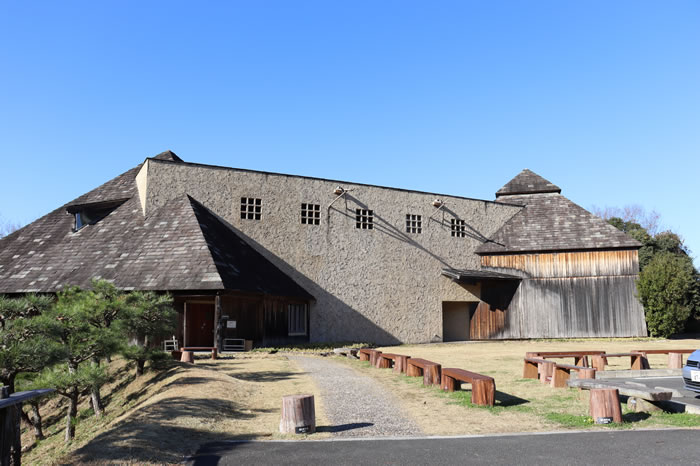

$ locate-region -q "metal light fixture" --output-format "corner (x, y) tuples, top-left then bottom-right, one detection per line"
(333, 186), (345, 195)
(432, 199), (443, 208)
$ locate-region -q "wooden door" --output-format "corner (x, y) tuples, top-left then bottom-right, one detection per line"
(185, 302), (215, 346)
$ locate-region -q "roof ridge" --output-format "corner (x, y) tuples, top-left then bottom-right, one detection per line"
(496, 169), (561, 197)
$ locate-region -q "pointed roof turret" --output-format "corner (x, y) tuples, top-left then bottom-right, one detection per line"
(152, 150), (184, 163)
(496, 169), (561, 198)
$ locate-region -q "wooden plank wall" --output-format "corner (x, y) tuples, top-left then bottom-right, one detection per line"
(478, 249), (647, 339)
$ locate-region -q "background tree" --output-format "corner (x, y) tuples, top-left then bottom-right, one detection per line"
(121, 291), (176, 376)
(603, 206), (700, 337)
(0, 214), (21, 239)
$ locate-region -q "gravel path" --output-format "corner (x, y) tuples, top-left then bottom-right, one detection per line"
(289, 355), (423, 438)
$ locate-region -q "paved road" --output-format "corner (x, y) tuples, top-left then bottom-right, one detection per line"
(188, 429), (699, 465)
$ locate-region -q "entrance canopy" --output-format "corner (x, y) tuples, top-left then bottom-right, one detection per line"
(441, 268), (522, 284)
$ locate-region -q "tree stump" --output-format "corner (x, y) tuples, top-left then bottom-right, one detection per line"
(394, 355), (410, 373)
(180, 351), (195, 364)
(668, 352), (683, 369)
(590, 388), (622, 424)
(423, 364), (441, 386)
(279, 394), (315, 434)
(540, 361), (555, 384)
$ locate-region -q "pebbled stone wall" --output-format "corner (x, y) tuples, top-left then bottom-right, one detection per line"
(142, 159), (521, 344)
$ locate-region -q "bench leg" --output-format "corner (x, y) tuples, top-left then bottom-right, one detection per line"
(575, 356), (589, 368)
(472, 379), (495, 407)
(540, 362), (555, 384)
(669, 352), (683, 369)
(359, 352), (369, 362)
(550, 366), (570, 388)
(423, 365), (441, 387)
(592, 355), (606, 372)
(376, 357), (392, 369)
(406, 364), (422, 377)
(523, 360), (538, 379)
(441, 374), (459, 392)
(211, 348), (218, 360)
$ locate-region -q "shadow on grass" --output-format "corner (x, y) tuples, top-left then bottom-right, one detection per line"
(494, 391), (529, 407)
(70, 396), (265, 464)
(227, 371), (298, 383)
(316, 422), (374, 433)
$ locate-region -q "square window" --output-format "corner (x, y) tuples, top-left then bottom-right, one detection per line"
(301, 203), (320, 225)
(451, 218), (466, 237)
(355, 209), (373, 229)
(240, 197), (262, 220)
(405, 214), (422, 234)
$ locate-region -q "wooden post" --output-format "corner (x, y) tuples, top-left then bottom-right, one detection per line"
(590, 388), (623, 424)
(592, 355), (606, 372)
(279, 394), (315, 434)
(668, 352), (683, 369)
(394, 355), (410, 373)
(183, 302), (188, 347)
(180, 351), (194, 364)
(214, 294), (222, 353)
(423, 364), (441, 386)
(540, 361), (555, 384)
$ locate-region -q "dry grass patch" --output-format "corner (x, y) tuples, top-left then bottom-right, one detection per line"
(342, 338), (700, 434)
(23, 354), (328, 465)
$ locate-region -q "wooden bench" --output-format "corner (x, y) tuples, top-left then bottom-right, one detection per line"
(591, 352), (643, 371)
(406, 358), (442, 386)
(441, 368), (495, 406)
(538, 354), (592, 368)
(630, 349), (696, 369)
(376, 353), (411, 371)
(527, 351), (606, 367)
(180, 346), (218, 359)
(523, 357), (556, 383)
(550, 363), (596, 388)
(358, 349), (382, 366)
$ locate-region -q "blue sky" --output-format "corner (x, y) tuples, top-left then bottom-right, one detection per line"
(1, 1), (698, 263)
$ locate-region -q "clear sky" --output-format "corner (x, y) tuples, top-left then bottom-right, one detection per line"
(1, 1), (698, 263)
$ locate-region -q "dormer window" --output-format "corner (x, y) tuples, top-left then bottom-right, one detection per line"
(66, 199), (128, 232)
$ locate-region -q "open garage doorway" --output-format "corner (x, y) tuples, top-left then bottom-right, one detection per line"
(442, 301), (477, 341)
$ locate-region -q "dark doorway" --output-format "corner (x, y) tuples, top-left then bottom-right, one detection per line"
(185, 302), (215, 346)
(442, 301), (477, 341)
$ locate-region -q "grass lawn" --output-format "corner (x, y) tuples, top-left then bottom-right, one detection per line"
(345, 337), (700, 435)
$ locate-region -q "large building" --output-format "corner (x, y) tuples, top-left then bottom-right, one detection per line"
(0, 151), (647, 346)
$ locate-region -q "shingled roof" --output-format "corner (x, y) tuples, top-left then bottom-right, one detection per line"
(477, 189), (641, 254)
(496, 169), (561, 197)
(0, 165), (311, 298)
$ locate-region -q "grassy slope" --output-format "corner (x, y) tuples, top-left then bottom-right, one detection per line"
(22, 354), (328, 465)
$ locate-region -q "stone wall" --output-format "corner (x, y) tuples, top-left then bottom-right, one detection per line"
(141, 159), (522, 344)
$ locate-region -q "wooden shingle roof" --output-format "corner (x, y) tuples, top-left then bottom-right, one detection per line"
(0, 165), (311, 298)
(476, 192), (641, 254)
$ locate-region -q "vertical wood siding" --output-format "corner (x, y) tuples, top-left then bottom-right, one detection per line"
(477, 249), (647, 339)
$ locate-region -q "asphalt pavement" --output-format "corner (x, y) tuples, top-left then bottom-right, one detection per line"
(187, 429), (700, 465)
